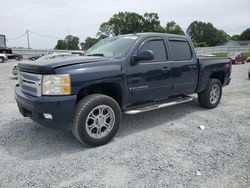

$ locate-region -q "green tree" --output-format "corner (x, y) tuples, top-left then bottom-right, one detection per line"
(54, 35), (80, 50)
(186, 21), (228, 46)
(239, 28), (250, 40)
(97, 22), (114, 38)
(97, 12), (163, 37)
(80, 37), (99, 50)
(142, 13), (164, 32)
(64, 35), (80, 50)
(54, 40), (67, 50)
(165, 21), (185, 35)
(231, 35), (240, 40)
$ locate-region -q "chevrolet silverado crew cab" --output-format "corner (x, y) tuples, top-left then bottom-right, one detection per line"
(15, 33), (231, 146)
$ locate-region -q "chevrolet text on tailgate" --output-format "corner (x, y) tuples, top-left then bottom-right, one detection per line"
(15, 33), (232, 146)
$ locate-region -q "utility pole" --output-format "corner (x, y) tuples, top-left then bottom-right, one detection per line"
(26, 30), (30, 49)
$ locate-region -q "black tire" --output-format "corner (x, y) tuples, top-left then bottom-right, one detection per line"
(72, 94), (121, 147)
(15, 56), (22, 61)
(0, 57), (4, 63)
(12, 66), (19, 76)
(248, 74), (250, 80)
(31, 57), (35, 61)
(198, 78), (222, 109)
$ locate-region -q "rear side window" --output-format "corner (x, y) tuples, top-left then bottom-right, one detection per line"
(170, 40), (192, 61)
(139, 39), (167, 62)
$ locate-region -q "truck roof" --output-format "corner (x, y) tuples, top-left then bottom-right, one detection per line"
(134, 32), (189, 40)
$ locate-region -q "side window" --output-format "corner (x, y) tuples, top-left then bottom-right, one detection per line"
(139, 39), (167, 62)
(169, 40), (192, 61)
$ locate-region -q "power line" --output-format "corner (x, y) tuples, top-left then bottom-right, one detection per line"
(6, 30), (61, 48)
(6, 32), (26, 41)
(29, 30), (60, 40)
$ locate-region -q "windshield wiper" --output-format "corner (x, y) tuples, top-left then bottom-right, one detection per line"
(86, 53), (105, 57)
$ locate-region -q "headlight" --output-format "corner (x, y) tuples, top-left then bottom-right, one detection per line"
(42, 74), (71, 95)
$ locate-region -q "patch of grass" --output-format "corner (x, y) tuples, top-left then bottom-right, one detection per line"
(242, 51), (250, 57)
(213, 52), (228, 57)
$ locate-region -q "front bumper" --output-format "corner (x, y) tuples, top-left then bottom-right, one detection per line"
(15, 85), (77, 130)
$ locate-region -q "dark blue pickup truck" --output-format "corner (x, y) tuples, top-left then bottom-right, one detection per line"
(15, 33), (231, 146)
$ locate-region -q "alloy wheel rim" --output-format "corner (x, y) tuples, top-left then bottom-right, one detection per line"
(210, 84), (220, 104)
(85, 105), (115, 139)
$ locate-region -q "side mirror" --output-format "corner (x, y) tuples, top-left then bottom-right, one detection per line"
(133, 50), (154, 62)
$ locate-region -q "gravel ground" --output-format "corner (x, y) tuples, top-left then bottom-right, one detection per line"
(0, 60), (249, 188)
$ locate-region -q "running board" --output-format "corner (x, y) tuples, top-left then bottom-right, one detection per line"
(124, 96), (193, 115)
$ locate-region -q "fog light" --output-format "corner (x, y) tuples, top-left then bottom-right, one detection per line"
(43, 113), (53, 119)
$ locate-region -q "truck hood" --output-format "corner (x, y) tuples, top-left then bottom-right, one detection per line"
(18, 56), (112, 74)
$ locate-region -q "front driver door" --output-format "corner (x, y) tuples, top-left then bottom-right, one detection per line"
(127, 37), (172, 106)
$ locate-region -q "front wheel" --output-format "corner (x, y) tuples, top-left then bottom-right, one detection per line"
(198, 79), (222, 109)
(72, 94), (121, 147)
(12, 66), (19, 76)
(0, 57), (4, 63)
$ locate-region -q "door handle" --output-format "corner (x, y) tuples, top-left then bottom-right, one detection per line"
(161, 66), (171, 72)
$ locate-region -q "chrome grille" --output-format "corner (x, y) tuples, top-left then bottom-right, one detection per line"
(18, 71), (42, 96)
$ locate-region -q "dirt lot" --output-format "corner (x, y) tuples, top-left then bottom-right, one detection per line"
(0, 60), (249, 188)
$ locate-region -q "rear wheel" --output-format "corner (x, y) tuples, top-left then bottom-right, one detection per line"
(15, 56), (22, 61)
(198, 79), (222, 109)
(72, 94), (121, 147)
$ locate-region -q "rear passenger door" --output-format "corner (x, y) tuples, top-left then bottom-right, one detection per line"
(169, 39), (199, 95)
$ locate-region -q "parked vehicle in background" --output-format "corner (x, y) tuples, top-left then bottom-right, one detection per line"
(0, 46), (12, 54)
(35, 53), (77, 61)
(7, 53), (23, 61)
(15, 33), (232, 146)
(0, 46), (23, 61)
(231, 52), (247, 64)
(246, 57), (250, 63)
(29, 53), (45, 61)
(0, 53), (8, 63)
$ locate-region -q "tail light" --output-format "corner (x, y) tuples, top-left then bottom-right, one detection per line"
(224, 60), (232, 70)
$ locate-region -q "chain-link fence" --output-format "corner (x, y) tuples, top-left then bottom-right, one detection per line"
(12, 49), (82, 58)
(11, 46), (250, 58)
(195, 46), (250, 56)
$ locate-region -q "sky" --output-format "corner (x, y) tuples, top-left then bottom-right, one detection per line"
(1, 0), (250, 49)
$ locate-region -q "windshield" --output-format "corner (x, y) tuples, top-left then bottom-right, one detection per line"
(86, 35), (138, 58)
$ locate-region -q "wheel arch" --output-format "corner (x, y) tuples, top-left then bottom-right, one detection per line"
(76, 82), (125, 108)
(210, 71), (225, 85)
